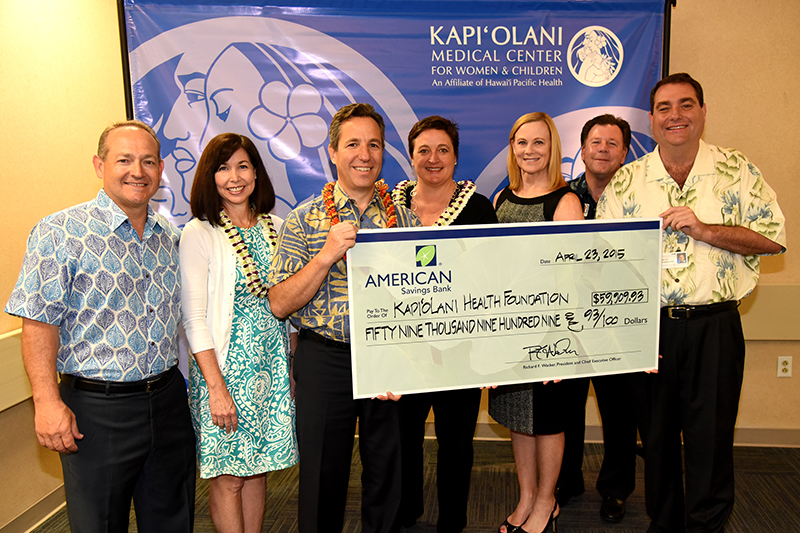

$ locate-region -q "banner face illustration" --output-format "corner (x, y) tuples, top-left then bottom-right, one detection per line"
(347, 220), (662, 398)
(125, 0), (664, 227)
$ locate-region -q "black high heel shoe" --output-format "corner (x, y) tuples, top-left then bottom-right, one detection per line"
(498, 519), (523, 533)
(545, 501), (559, 533)
(519, 501), (559, 533)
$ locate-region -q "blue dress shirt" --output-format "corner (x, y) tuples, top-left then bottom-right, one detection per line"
(5, 190), (182, 381)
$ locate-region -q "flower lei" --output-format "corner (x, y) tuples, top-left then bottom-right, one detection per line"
(219, 210), (278, 298)
(322, 180), (397, 262)
(391, 179), (476, 226)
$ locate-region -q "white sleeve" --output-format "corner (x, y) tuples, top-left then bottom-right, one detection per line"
(179, 222), (215, 354)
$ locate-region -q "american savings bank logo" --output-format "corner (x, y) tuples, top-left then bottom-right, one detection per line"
(415, 245), (437, 267)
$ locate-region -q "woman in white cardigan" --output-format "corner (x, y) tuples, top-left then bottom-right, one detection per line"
(180, 133), (297, 533)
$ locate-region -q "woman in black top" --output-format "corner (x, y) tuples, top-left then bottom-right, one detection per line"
(392, 116), (497, 533)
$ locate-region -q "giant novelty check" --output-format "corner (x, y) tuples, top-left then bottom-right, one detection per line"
(347, 219), (661, 398)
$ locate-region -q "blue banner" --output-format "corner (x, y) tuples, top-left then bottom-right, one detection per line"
(125, 0), (663, 226)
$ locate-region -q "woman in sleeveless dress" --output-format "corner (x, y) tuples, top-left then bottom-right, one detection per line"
(491, 113), (584, 533)
(181, 133), (298, 533)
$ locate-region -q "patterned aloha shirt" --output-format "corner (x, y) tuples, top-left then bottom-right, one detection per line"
(596, 140), (786, 306)
(268, 181), (420, 343)
(5, 189), (182, 381)
(569, 173), (597, 220)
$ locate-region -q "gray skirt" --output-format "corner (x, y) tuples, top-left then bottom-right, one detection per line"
(488, 381), (566, 435)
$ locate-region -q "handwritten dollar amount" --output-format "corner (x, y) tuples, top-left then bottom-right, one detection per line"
(592, 289), (649, 306)
(583, 307), (618, 327)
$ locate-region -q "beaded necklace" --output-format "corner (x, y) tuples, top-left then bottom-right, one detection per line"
(219, 209), (278, 298)
(391, 180), (476, 226)
(322, 179), (397, 262)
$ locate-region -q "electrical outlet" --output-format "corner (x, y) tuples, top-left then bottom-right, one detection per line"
(778, 356), (792, 378)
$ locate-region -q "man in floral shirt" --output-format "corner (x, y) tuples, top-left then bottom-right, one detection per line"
(596, 73), (785, 533)
(268, 103), (420, 533)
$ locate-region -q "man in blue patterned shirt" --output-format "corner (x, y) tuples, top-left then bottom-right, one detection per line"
(268, 103), (420, 533)
(5, 121), (196, 533)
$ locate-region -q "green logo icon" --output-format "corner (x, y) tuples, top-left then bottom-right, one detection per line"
(415, 245), (436, 267)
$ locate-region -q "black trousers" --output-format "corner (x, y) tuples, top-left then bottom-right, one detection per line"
(645, 307), (745, 533)
(398, 388), (482, 533)
(559, 373), (640, 500)
(294, 333), (402, 533)
(59, 366), (196, 533)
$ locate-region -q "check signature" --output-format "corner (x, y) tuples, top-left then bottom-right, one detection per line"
(522, 338), (579, 361)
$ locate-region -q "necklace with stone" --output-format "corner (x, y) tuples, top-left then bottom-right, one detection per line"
(392, 179), (476, 226)
(219, 209), (277, 298)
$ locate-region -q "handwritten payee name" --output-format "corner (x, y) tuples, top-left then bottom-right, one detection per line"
(393, 290), (569, 318)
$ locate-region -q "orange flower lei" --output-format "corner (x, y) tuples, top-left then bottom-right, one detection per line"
(375, 179), (398, 228)
(322, 180), (398, 228)
(321, 181), (341, 225)
(322, 180), (398, 262)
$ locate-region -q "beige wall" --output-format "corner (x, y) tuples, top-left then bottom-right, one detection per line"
(0, 400), (64, 533)
(0, 0), (798, 529)
(0, 0), (126, 334)
(0, 0), (124, 528)
(670, 0), (799, 286)
(666, 0), (800, 434)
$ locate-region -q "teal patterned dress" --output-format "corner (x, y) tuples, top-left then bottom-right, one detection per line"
(189, 224), (298, 478)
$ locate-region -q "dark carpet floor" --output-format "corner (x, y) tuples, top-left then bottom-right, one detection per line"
(32, 441), (800, 532)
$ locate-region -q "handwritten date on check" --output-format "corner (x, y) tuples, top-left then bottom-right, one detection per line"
(347, 219), (661, 399)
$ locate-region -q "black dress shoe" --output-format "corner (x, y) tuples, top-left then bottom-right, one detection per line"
(599, 496), (626, 522)
(555, 485), (584, 506)
(401, 516), (418, 530)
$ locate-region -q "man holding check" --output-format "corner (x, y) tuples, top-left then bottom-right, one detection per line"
(268, 103), (420, 533)
(596, 73), (785, 533)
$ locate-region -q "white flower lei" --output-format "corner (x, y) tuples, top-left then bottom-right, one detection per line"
(391, 180), (476, 226)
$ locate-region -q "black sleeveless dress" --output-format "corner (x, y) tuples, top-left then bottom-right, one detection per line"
(488, 186), (577, 435)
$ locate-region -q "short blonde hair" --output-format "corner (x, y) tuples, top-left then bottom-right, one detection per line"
(507, 112), (565, 191)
